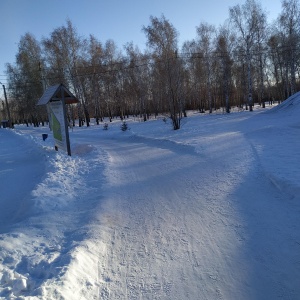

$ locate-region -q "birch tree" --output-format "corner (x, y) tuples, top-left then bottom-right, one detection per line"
(215, 24), (235, 113)
(42, 20), (90, 125)
(85, 35), (104, 124)
(230, 0), (266, 111)
(6, 33), (44, 124)
(279, 0), (300, 96)
(182, 40), (206, 113)
(252, 5), (268, 107)
(196, 23), (216, 113)
(143, 15), (184, 130)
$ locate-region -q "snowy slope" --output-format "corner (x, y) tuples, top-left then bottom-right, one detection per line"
(0, 97), (300, 300)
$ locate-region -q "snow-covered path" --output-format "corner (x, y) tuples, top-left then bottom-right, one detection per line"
(1, 102), (300, 299)
(91, 129), (299, 299)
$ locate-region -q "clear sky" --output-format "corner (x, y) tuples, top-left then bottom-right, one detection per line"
(0, 0), (282, 88)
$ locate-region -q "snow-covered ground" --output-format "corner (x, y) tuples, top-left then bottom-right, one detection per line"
(0, 95), (300, 300)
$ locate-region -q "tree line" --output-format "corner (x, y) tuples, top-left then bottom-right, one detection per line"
(3, 0), (300, 130)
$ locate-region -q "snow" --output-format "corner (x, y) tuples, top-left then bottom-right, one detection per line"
(0, 95), (300, 299)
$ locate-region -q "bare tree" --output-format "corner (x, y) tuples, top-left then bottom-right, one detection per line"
(215, 23), (235, 113)
(182, 40), (206, 113)
(230, 0), (266, 111)
(196, 23), (216, 113)
(124, 43), (152, 121)
(252, 5), (268, 107)
(83, 35), (104, 124)
(143, 15), (184, 130)
(42, 20), (91, 125)
(6, 2), (300, 125)
(279, 0), (300, 96)
(6, 33), (44, 125)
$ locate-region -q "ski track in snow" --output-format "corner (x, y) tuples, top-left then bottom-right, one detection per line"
(0, 104), (300, 299)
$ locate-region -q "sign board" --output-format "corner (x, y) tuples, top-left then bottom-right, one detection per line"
(48, 101), (70, 154)
(37, 84), (79, 156)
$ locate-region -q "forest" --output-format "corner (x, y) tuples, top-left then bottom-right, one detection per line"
(2, 0), (300, 130)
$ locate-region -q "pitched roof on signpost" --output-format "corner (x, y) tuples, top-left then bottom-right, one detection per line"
(37, 83), (79, 106)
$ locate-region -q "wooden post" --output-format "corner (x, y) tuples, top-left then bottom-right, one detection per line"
(61, 88), (71, 156)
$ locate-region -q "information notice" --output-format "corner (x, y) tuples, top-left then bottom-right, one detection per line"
(48, 101), (68, 153)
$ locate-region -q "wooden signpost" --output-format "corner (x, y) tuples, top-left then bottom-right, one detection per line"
(37, 84), (79, 156)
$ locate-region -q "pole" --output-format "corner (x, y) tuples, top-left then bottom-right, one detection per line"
(2, 84), (12, 128)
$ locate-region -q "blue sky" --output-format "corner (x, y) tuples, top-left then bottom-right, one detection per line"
(0, 0), (282, 86)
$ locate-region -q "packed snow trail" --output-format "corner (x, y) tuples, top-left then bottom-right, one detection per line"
(82, 130), (299, 299)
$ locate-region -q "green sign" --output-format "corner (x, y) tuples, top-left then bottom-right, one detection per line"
(48, 101), (70, 155)
(52, 112), (62, 141)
